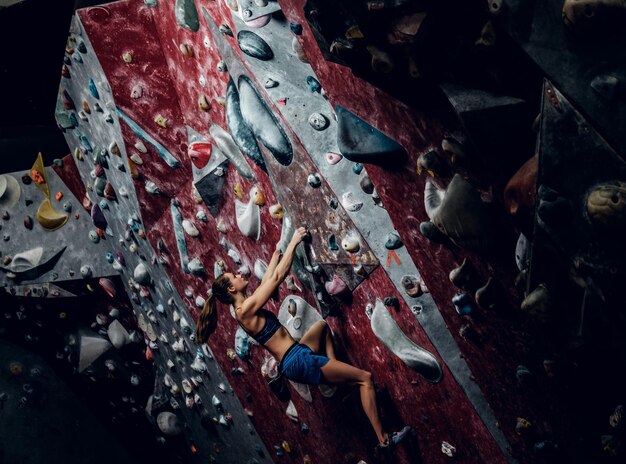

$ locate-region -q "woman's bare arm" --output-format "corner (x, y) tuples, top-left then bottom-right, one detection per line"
(261, 248), (282, 285)
(242, 227), (307, 314)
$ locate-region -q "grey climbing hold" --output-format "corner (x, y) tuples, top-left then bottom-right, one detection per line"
(590, 74), (619, 101)
(237, 30), (274, 61)
(238, 75), (293, 166)
(336, 105), (408, 168)
(308, 112), (329, 131)
(370, 298), (442, 382)
(225, 79), (267, 172)
(175, 0), (200, 32)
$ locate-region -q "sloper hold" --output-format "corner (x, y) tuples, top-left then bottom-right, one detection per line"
(237, 30), (274, 60)
(0, 246), (66, 281)
(238, 75), (293, 166)
(226, 79), (267, 172)
(209, 124), (256, 180)
(370, 298), (442, 383)
(175, 0), (200, 32)
(335, 105), (407, 167)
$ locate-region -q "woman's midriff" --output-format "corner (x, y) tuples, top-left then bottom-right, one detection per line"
(263, 326), (297, 363)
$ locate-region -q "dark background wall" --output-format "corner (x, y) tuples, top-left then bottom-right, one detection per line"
(0, 0), (111, 170)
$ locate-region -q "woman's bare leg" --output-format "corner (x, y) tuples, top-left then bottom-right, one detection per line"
(300, 320), (335, 359)
(320, 359), (386, 444)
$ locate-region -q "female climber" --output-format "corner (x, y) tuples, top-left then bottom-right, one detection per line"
(195, 226), (412, 452)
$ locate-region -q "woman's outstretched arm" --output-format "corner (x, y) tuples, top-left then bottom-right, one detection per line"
(261, 247), (282, 285)
(242, 227), (307, 313)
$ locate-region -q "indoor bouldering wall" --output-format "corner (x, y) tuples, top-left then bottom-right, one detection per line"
(2, 0), (625, 463)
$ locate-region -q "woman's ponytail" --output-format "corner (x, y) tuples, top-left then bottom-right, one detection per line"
(195, 294), (218, 342)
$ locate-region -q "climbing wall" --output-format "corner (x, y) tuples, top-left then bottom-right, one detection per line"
(1, 0), (623, 463)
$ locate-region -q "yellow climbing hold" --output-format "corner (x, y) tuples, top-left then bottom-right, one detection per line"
(37, 197), (69, 231)
(234, 182), (243, 199)
(155, 114), (168, 128)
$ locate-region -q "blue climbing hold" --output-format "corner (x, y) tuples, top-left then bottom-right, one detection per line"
(88, 79), (99, 99)
(305, 76), (321, 93)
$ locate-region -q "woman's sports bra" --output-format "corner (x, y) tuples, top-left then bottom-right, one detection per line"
(240, 308), (281, 345)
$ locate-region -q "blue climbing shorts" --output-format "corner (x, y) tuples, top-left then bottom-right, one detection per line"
(279, 343), (330, 385)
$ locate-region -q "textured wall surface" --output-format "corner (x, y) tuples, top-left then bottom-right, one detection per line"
(5, 0), (624, 463)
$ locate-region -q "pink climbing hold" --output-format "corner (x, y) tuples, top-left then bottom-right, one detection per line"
(324, 274), (348, 296)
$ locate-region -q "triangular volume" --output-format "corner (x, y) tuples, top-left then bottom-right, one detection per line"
(536, 80), (626, 230)
(530, 80), (626, 295)
(79, 334), (112, 372)
(30, 152), (50, 198)
(194, 160), (228, 217)
(439, 82), (529, 174)
(336, 105), (408, 168)
(440, 82), (526, 115)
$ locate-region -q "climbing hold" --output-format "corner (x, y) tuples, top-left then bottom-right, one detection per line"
(424, 175), (495, 253)
(452, 293), (474, 316)
(326, 152), (342, 165)
(225, 79), (267, 172)
(91, 203), (108, 229)
(122, 51), (132, 63)
(175, 0), (200, 32)
(198, 94), (210, 112)
(370, 298), (442, 382)
(219, 24), (233, 36)
(157, 412), (182, 436)
(307, 173), (322, 188)
(103, 183), (116, 201)
(182, 219), (200, 237)
(145, 181), (160, 195)
(441, 441), (457, 457)
(352, 162), (364, 174)
(264, 78), (278, 88)
(384, 232), (403, 250)
(237, 30), (274, 60)
(324, 274), (348, 296)
(155, 114), (168, 128)
(590, 74), (619, 100)
(179, 42), (194, 57)
(88, 79), (99, 99)
(401, 275), (422, 298)
(209, 123), (256, 180)
(238, 75), (293, 166)
(269, 204), (284, 220)
(449, 258), (480, 292)
(475, 277), (500, 311)
(23, 215), (33, 230)
(308, 112), (329, 131)
(327, 234), (339, 251)
(336, 105), (407, 167)
(341, 192), (362, 212)
(292, 36), (308, 63)
(341, 233), (360, 252)
(134, 263), (151, 286)
(306, 76), (321, 93)
(37, 198), (69, 231)
(359, 175), (374, 194)
(520, 284), (551, 324)
(290, 23), (303, 35)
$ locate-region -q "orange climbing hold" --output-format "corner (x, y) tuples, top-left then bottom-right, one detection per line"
(31, 169), (45, 184)
(55, 191), (63, 201)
